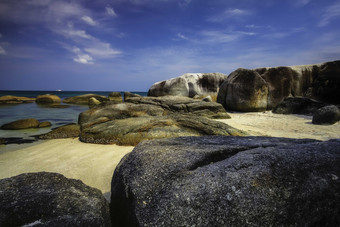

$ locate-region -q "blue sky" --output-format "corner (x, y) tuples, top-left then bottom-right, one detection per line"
(0, 0), (340, 91)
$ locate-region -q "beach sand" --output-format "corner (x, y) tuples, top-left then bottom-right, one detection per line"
(0, 138), (134, 200)
(0, 111), (339, 201)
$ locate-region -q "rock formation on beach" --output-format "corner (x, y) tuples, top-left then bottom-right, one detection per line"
(217, 60), (340, 112)
(111, 136), (340, 227)
(38, 123), (80, 139)
(36, 94), (61, 104)
(148, 73), (228, 99)
(63, 94), (109, 105)
(0, 96), (36, 104)
(0, 172), (111, 226)
(0, 118), (51, 130)
(79, 96), (244, 145)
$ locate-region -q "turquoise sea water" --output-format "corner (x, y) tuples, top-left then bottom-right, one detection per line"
(0, 90), (147, 143)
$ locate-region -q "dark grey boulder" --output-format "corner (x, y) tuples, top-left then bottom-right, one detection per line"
(273, 97), (326, 115)
(111, 136), (340, 227)
(0, 172), (111, 227)
(312, 105), (340, 125)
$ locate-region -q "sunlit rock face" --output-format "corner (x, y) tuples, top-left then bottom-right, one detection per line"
(217, 60), (340, 112)
(148, 73), (228, 99)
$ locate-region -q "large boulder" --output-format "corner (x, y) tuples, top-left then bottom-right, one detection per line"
(217, 69), (268, 112)
(63, 94), (109, 105)
(217, 60), (340, 112)
(273, 97), (326, 115)
(148, 73), (228, 99)
(312, 105), (340, 125)
(111, 136), (340, 227)
(1, 118), (40, 130)
(0, 172), (111, 226)
(36, 94), (61, 104)
(79, 96), (241, 145)
(0, 96), (35, 104)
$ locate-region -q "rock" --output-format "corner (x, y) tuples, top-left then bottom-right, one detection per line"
(88, 97), (101, 109)
(0, 172), (111, 226)
(110, 136), (340, 227)
(0, 137), (37, 145)
(1, 118), (40, 130)
(217, 68), (268, 112)
(38, 121), (52, 128)
(148, 73), (228, 98)
(217, 60), (340, 112)
(108, 92), (123, 103)
(123, 92), (141, 101)
(312, 105), (340, 125)
(80, 114), (246, 146)
(36, 94), (61, 104)
(47, 104), (70, 108)
(63, 94), (109, 105)
(202, 95), (213, 102)
(38, 124), (80, 139)
(273, 97), (326, 115)
(0, 96), (36, 104)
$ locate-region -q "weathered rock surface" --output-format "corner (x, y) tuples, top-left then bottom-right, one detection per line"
(38, 124), (80, 139)
(124, 92), (141, 101)
(88, 97), (101, 109)
(0, 96), (36, 104)
(63, 94), (109, 105)
(148, 73), (228, 99)
(36, 94), (61, 104)
(108, 92), (123, 103)
(111, 136), (340, 227)
(217, 60), (340, 112)
(79, 96), (241, 145)
(0, 172), (111, 227)
(312, 105), (340, 125)
(217, 69), (268, 112)
(273, 97), (326, 115)
(1, 118), (40, 130)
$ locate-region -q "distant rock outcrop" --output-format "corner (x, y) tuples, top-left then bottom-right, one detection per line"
(148, 73), (228, 100)
(0, 96), (36, 104)
(217, 60), (340, 112)
(78, 96), (242, 146)
(0, 172), (111, 226)
(36, 94), (61, 104)
(63, 94), (109, 105)
(111, 136), (340, 227)
(1, 118), (51, 130)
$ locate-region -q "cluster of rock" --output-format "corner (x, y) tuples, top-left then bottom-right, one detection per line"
(111, 136), (340, 226)
(217, 60), (340, 112)
(148, 73), (227, 100)
(0, 96), (35, 104)
(0, 118), (51, 130)
(0, 172), (111, 226)
(79, 96), (245, 146)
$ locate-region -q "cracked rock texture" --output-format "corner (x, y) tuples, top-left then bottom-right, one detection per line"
(0, 172), (111, 227)
(110, 136), (340, 227)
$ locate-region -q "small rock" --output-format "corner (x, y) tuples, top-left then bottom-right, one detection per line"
(38, 121), (52, 128)
(88, 97), (101, 108)
(1, 118), (40, 130)
(312, 105), (340, 125)
(36, 94), (61, 104)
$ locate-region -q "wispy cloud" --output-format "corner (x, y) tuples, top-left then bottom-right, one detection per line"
(81, 16), (96, 26)
(73, 54), (94, 64)
(106, 6), (118, 17)
(318, 2), (340, 27)
(85, 43), (121, 58)
(208, 8), (253, 22)
(0, 46), (6, 55)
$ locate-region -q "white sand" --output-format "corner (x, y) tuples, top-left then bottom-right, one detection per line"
(217, 111), (340, 140)
(0, 112), (339, 201)
(0, 138), (133, 200)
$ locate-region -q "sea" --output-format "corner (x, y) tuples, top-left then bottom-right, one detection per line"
(0, 90), (147, 151)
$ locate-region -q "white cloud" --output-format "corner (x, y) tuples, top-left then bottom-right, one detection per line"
(106, 6), (118, 17)
(0, 46), (6, 55)
(176, 33), (189, 40)
(73, 54), (93, 64)
(58, 28), (93, 40)
(225, 8), (250, 16)
(84, 43), (121, 58)
(207, 8), (253, 22)
(318, 2), (340, 27)
(81, 16), (96, 26)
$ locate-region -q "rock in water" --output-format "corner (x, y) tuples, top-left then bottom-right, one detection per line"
(0, 172), (111, 227)
(312, 105), (340, 125)
(63, 94), (109, 105)
(148, 73), (227, 98)
(1, 118), (40, 130)
(36, 94), (61, 104)
(111, 136), (340, 227)
(0, 96), (36, 104)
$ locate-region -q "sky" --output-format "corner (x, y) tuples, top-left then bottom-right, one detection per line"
(0, 0), (340, 91)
